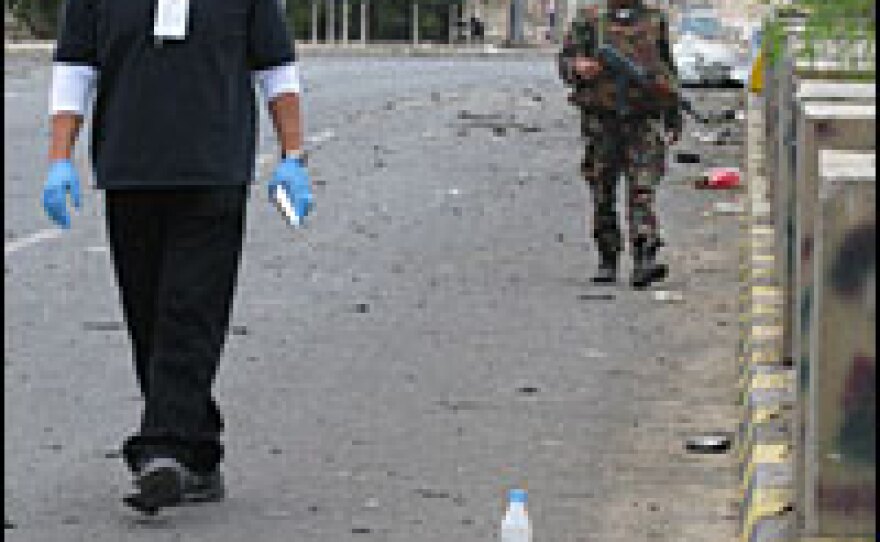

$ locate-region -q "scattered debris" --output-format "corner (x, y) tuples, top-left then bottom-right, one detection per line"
(652, 290), (685, 303)
(675, 151), (701, 164)
(516, 386), (540, 395)
(305, 129), (336, 145)
(712, 201), (744, 215)
(82, 321), (124, 332)
(684, 433), (733, 454)
(578, 293), (615, 301)
(416, 488), (450, 499)
(695, 168), (741, 189)
(457, 110), (502, 121)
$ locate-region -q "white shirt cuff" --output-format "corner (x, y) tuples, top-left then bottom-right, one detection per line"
(254, 62), (301, 101)
(50, 63), (99, 115)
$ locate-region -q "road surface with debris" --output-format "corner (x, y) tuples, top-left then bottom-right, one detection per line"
(5, 54), (745, 541)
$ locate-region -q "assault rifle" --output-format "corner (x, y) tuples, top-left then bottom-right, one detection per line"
(596, 42), (710, 123)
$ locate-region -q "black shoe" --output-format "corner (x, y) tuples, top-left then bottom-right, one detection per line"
(181, 470), (225, 504)
(591, 250), (618, 284)
(632, 241), (667, 290)
(123, 457), (185, 515)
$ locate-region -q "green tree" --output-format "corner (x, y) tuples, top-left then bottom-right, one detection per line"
(8, 0), (62, 39)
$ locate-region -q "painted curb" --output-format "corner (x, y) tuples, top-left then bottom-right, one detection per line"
(736, 93), (798, 542)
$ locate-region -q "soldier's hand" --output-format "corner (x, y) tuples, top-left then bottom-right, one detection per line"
(572, 57), (602, 79)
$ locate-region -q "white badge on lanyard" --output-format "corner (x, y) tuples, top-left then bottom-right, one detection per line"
(153, 0), (190, 41)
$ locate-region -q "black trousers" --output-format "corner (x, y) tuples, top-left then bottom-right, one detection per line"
(105, 186), (247, 474)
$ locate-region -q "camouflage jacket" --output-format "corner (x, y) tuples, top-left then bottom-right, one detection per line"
(559, 5), (682, 131)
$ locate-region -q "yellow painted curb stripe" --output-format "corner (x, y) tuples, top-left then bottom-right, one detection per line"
(738, 308), (778, 325)
(749, 50), (764, 93)
(750, 350), (778, 365)
(752, 303), (778, 315)
(752, 325), (783, 339)
(750, 373), (792, 390)
(751, 443), (790, 464)
(740, 441), (790, 478)
(745, 487), (792, 537)
(740, 267), (776, 281)
(750, 404), (787, 424)
(741, 441), (791, 482)
(750, 242), (775, 252)
(750, 226), (775, 236)
(749, 264), (776, 276)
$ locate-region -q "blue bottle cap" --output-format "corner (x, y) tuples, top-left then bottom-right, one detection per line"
(509, 489), (527, 504)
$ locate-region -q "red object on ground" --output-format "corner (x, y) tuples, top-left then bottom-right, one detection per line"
(695, 167), (742, 189)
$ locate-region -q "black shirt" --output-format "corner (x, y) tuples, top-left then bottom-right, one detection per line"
(55, 0), (296, 189)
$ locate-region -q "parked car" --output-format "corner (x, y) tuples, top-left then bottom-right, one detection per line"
(672, 10), (749, 87)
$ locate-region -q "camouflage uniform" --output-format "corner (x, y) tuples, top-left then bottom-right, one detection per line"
(560, 2), (682, 280)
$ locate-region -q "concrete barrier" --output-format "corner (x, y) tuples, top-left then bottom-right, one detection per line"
(802, 151), (875, 537)
(774, 84), (875, 365)
(789, 104), (875, 532)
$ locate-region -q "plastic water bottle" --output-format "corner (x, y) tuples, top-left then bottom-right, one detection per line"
(501, 489), (532, 542)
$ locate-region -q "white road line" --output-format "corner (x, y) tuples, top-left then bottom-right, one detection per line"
(5, 228), (62, 255)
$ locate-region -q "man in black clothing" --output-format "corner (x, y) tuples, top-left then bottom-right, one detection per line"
(45, 0), (312, 513)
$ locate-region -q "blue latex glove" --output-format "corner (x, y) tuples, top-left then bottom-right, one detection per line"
(42, 160), (81, 229)
(268, 157), (313, 225)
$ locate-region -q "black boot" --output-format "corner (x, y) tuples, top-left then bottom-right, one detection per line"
(631, 240), (667, 289)
(591, 248), (619, 284)
(123, 457), (186, 515)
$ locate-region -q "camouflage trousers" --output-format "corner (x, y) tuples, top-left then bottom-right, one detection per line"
(580, 112), (667, 254)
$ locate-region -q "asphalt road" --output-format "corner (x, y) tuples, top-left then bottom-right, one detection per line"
(5, 54), (745, 541)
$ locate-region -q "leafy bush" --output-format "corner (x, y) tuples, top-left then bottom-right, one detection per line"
(761, 0), (875, 76)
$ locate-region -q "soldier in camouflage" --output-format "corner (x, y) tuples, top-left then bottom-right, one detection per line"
(559, 0), (682, 288)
